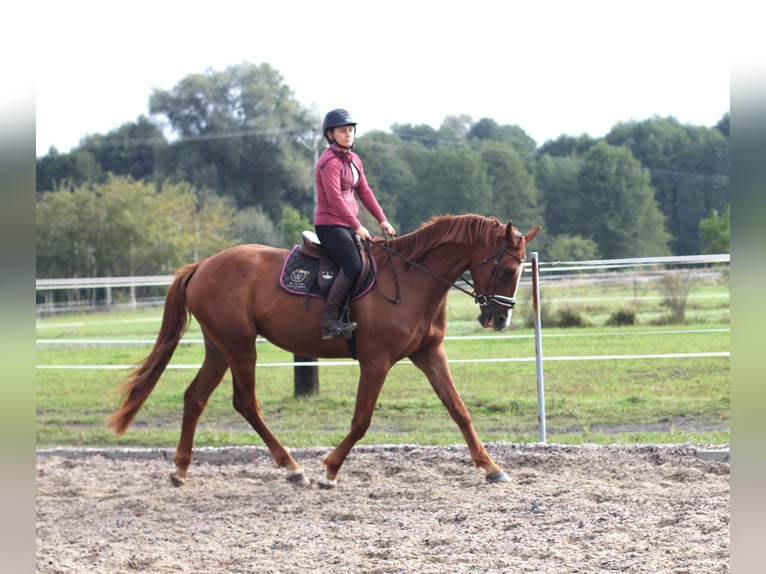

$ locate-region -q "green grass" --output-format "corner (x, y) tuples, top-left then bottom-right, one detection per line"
(36, 282), (730, 449)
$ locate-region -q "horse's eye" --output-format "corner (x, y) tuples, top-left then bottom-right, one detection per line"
(503, 268), (516, 279)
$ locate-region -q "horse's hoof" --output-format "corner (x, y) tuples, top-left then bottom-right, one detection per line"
(286, 468), (310, 487)
(486, 470), (511, 484)
(169, 472), (186, 487)
(317, 476), (338, 489)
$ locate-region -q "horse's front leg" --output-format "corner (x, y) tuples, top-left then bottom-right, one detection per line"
(409, 343), (511, 484)
(318, 362), (390, 489)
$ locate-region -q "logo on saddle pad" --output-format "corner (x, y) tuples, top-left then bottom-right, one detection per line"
(287, 268), (313, 290)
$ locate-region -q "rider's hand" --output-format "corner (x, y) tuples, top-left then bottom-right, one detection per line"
(355, 225), (372, 241)
(379, 220), (396, 236)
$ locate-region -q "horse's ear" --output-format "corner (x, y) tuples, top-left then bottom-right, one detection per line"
(525, 226), (542, 244)
(505, 221), (514, 242)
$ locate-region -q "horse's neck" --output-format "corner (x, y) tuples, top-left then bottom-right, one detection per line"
(412, 243), (474, 284)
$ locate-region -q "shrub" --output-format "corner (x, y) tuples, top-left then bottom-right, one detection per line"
(607, 308), (637, 326)
(658, 270), (698, 324)
(556, 307), (588, 328)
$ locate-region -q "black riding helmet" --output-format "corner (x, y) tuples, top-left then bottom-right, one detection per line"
(323, 109), (357, 145)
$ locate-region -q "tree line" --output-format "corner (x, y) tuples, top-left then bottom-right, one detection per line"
(36, 62), (730, 281)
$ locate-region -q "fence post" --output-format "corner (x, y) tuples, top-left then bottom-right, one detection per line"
(293, 355), (318, 396)
(531, 251), (547, 443)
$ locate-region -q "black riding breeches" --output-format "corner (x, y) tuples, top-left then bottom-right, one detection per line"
(315, 225), (362, 282)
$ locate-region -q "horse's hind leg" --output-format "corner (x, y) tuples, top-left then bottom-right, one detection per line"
(171, 336), (229, 485)
(409, 343), (511, 484)
(228, 348), (310, 487)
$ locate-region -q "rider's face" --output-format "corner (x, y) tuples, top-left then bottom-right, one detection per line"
(331, 125), (355, 147)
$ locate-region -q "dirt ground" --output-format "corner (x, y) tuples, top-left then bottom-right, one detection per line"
(36, 443), (729, 573)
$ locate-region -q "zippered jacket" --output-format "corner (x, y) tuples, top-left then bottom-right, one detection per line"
(314, 143), (387, 230)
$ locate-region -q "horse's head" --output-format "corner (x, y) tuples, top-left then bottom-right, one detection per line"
(471, 220), (541, 331)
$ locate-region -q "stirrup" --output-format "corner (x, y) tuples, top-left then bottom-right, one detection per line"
(322, 320), (358, 340)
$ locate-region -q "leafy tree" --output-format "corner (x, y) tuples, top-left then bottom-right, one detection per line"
(466, 117), (502, 142)
(715, 112), (729, 138)
(535, 154), (580, 238)
(547, 234), (600, 261)
(355, 130), (422, 232)
(467, 118), (538, 163)
(186, 191), (238, 261)
(477, 140), (543, 229)
(438, 114), (473, 146)
(699, 204), (730, 254)
(36, 183), (100, 277)
(536, 134), (598, 246)
(36, 148), (104, 192)
(149, 62), (318, 221)
(575, 142), (671, 258)
(234, 205), (282, 246)
(606, 116), (729, 254)
(391, 123), (441, 150)
(538, 134), (596, 158)
(411, 146), (492, 224)
(79, 115), (168, 182)
(278, 205), (311, 247)
(36, 176), (235, 279)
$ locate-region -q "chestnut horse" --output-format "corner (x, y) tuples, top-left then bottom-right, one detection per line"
(108, 214), (540, 488)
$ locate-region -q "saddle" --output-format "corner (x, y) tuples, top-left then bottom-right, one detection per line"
(279, 231), (376, 300)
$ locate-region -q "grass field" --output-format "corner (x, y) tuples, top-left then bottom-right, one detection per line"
(36, 276), (730, 449)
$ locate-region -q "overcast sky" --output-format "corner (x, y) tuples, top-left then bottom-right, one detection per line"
(33, 1), (731, 157)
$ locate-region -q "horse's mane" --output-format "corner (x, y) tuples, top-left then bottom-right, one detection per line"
(384, 214), (505, 262)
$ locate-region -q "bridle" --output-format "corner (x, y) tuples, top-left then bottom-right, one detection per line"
(368, 237), (524, 317)
(469, 242), (524, 317)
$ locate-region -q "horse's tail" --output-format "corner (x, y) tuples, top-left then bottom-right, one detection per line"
(107, 262), (199, 435)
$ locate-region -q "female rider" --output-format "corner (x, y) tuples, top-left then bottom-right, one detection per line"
(314, 108), (396, 339)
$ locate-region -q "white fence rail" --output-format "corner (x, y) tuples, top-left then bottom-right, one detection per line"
(35, 254), (730, 291)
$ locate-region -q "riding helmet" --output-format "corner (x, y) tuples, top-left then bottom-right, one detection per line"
(323, 109), (357, 133)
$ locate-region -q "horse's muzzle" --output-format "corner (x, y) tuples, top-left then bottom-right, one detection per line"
(477, 310), (511, 331)
(476, 295), (516, 331)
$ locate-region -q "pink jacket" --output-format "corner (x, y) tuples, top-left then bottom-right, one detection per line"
(314, 143), (387, 229)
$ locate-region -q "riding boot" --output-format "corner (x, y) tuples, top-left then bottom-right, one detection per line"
(320, 273), (358, 339)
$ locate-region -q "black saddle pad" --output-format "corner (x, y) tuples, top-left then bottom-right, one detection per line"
(279, 245), (376, 300)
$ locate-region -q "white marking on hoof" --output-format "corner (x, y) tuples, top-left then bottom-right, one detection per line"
(169, 472), (186, 487)
(286, 468), (310, 487)
(486, 470), (511, 484)
(317, 476), (338, 489)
